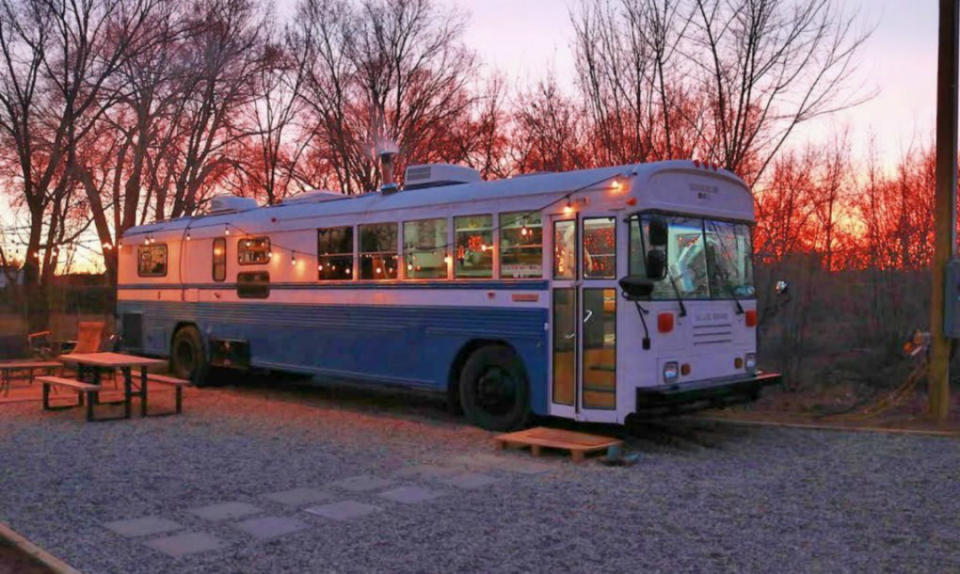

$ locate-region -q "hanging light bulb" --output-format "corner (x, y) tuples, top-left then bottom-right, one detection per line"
(610, 177), (624, 193)
(224, 224), (230, 236)
(318, 264), (324, 271)
(291, 251), (297, 265)
(346, 268), (352, 275)
(563, 199), (574, 216)
(521, 221), (529, 236)
(185, 230), (191, 241)
(376, 266), (382, 274)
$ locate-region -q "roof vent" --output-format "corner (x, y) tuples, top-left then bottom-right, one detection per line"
(208, 195), (258, 214)
(282, 189), (345, 204)
(404, 163), (481, 190)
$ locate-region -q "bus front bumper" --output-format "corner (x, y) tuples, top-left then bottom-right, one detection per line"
(635, 372), (781, 411)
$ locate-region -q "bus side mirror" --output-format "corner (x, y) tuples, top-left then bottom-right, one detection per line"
(648, 216), (668, 247)
(646, 249), (667, 280)
(619, 275), (655, 300)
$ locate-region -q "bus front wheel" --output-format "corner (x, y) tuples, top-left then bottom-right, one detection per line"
(170, 326), (209, 387)
(459, 346), (529, 431)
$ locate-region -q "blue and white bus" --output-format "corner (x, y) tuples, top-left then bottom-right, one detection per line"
(116, 161), (780, 430)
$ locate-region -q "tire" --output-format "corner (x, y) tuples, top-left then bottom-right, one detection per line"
(170, 326), (209, 387)
(459, 345), (530, 431)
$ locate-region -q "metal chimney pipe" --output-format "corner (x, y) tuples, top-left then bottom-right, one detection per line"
(380, 151), (397, 194)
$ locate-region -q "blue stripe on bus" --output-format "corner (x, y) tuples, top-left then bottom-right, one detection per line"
(118, 280), (550, 291)
(117, 300), (550, 415)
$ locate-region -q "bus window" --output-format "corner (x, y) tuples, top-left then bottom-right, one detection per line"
(317, 226), (354, 280)
(212, 238), (226, 282)
(499, 212), (542, 278)
(237, 271), (269, 299)
(454, 215), (493, 278)
(137, 244), (167, 277)
(582, 217), (616, 279)
(238, 236), (271, 265)
(553, 220), (576, 279)
(404, 218), (447, 279)
(359, 223), (398, 279)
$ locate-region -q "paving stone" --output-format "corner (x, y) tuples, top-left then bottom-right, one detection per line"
(303, 500), (383, 521)
(189, 501), (262, 522)
(440, 472), (499, 490)
(378, 485), (443, 504)
(329, 475), (394, 492)
(459, 453), (553, 475)
(233, 516), (309, 540)
(395, 464), (461, 480)
(144, 532), (224, 558)
(261, 487), (334, 507)
(103, 516), (184, 538)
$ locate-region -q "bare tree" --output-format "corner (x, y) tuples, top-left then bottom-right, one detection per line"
(292, 0), (479, 194)
(571, 0), (870, 184)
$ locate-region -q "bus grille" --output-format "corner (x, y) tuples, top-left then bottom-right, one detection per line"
(692, 322), (733, 346)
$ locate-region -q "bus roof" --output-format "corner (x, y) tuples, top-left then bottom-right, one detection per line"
(124, 160), (750, 238)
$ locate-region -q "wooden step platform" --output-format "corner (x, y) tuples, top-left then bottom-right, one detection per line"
(494, 427), (623, 463)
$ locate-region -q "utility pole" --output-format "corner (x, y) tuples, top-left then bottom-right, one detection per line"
(930, 0), (958, 425)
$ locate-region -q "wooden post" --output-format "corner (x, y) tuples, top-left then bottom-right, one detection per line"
(930, 0), (959, 425)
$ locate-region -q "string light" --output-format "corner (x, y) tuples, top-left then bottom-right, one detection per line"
(291, 250), (297, 264)
(185, 231), (191, 241)
(318, 264), (324, 271)
(224, 224), (230, 236)
(563, 199), (574, 216)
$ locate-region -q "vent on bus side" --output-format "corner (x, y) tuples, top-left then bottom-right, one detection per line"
(403, 163), (482, 190)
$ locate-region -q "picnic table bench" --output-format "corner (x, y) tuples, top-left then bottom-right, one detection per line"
(0, 360), (62, 396)
(40, 353), (188, 422)
(38, 375), (102, 422)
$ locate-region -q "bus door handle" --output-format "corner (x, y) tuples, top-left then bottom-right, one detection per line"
(583, 309), (593, 324)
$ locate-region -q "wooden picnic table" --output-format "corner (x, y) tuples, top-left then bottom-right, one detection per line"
(0, 360), (62, 396)
(58, 353), (166, 420)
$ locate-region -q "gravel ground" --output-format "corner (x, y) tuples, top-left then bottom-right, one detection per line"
(0, 381), (958, 574)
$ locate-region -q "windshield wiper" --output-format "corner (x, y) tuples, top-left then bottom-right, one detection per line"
(722, 280), (745, 315)
(666, 271), (687, 317)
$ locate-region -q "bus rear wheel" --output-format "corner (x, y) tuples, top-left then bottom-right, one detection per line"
(459, 346), (529, 431)
(170, 326), (209, 387)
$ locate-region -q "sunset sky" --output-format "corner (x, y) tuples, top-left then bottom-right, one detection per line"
(0, 0), (947, 273)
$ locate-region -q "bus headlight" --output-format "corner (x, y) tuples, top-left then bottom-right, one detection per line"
(745, 353), (757, 374)
(663, 361), (679, 383)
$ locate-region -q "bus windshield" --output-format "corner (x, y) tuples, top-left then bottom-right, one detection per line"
(629, 214), (755, 300)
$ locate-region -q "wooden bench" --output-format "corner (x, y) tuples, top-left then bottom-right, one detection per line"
(145, 374), (190, 416)
(37, 376), (102, 422)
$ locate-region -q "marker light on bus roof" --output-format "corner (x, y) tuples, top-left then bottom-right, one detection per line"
(563, 200), (574, 216)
